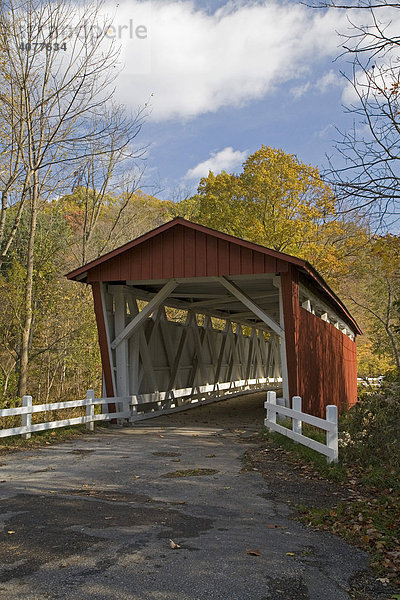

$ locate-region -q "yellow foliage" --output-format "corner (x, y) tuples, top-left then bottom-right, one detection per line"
(177, 146), (367, 283)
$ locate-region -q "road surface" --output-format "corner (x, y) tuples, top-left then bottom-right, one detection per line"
(0, 393), (368, 600)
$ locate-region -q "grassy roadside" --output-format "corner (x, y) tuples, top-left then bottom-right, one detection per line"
(259, 412), (400, 589)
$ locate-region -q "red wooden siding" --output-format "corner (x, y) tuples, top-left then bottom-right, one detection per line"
(297, 308), (358, 418)
(87, 224), (288, 282)
(281, 266), (300, 400)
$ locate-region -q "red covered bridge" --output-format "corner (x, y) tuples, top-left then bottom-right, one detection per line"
(67, 218), (360, 419)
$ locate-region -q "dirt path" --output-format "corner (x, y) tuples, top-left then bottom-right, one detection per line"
(0, 393), (384, 600)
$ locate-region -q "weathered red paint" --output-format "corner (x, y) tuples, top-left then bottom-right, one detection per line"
(84, 227), (289, 282)
(280, 266), (300, 400)
(67, 218), (303, 278)
(297, 307), (358, 418)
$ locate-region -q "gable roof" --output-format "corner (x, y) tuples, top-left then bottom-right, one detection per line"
(66, 217), (361, 334)
(67, 217), (306, 279)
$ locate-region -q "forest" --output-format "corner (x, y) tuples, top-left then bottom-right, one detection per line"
(0, 1), (399, 589)
(0, 0), (399, 407)
(0, 144), (399, 405)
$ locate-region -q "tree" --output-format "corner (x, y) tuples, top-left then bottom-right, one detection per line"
(0, 261), (24, 397)
(0, 0), (144, 396)
(173, 146), (365, 282)
(66, 104), (146, 264)
(346, 234), (400, 370)
(60, 189), (171, 269)
(311, 0), (400, 226)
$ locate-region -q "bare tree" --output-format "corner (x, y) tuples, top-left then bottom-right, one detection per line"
(0, 0), (144, 396)
(310, 0), (400, 227)
(68, 104), (146, 264)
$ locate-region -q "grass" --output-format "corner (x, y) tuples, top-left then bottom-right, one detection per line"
(264, 419), (347, 481)
(298, 494), (400, 581)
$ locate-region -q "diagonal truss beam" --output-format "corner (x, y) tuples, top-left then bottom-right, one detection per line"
(111, 279), (178, 350)
(218, 277), (284, 337)
(186, 291), (278, 308)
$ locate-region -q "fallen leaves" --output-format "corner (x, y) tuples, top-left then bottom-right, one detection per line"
(169, 539), (181, 549)
(246, 549), (260, 556)
(245, 440), (400, 585)
(299, 492), (400, 584)
(265, 524), (286, 530)
(7, 531), (15, 535)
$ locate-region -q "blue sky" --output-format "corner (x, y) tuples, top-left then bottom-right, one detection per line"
(108, 0), (366, 199)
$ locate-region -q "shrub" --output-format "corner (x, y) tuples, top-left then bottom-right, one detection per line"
(339, 379), (400, 486)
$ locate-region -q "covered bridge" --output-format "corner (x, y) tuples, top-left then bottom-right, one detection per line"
(66, 218), (360, 419)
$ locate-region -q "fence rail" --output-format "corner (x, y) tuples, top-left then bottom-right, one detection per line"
(1, 381), (283, 441)
(357, 376), (383, 388)
(0, 390), (129, 440)
(264, 391), (339, 463)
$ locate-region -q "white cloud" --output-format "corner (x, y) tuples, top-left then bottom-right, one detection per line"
(314, 123), (335, 139)
(106, 0), (350, 121)
(291, 82), (311, 99)
(316, 70), (342, 92)
(184, 147), (248, 180)
(291, 70), (343, 99)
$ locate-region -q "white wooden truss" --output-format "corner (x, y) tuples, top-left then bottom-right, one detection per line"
(100, 277), (283, 417)
(298, 283), (356, 341)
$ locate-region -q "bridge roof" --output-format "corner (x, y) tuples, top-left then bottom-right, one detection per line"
(66, 217), (361, 334)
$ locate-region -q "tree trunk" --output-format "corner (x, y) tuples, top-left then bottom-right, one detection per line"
(18, 180), (38, 397)
(386, 325), (400, 371)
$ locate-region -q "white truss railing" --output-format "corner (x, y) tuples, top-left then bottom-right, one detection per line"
(264, 391), (339, 463)
(128, 378), (282, 421)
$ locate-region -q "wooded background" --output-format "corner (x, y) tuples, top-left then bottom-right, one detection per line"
(0, 0), (399, 406)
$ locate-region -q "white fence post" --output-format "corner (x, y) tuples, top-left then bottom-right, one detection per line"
(22, 395), (32, 439)
(326, 405), (338, 464)
(265, 390), (276, 427)
(264, 394), (340, 464)
(86, 389), (95, 431)
(292, 396), (302, 438)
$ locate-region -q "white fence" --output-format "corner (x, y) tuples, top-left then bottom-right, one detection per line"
(0, 390), (129, 440)
(0, 382), (281, 440)
(357, 376), (383, 388)
(264, 391), (339, 464)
